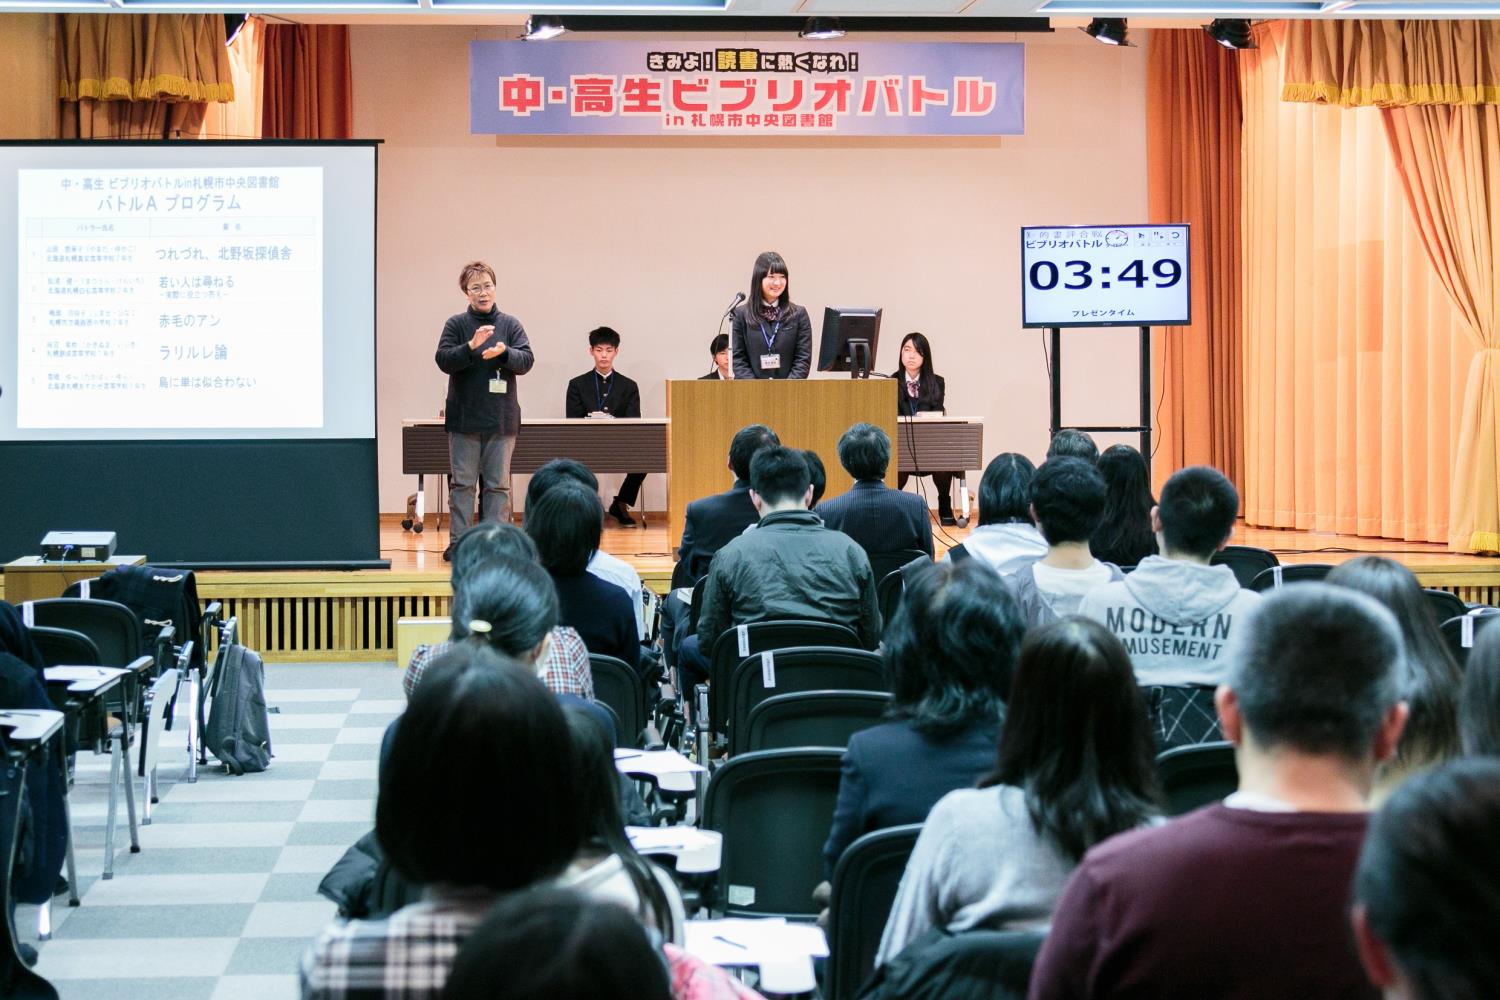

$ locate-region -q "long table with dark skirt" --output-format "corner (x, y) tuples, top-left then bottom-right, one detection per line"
(400, 414), (982, 523)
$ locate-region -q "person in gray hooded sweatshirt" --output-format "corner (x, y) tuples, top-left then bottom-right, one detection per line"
(1079, 465), (1260, 690)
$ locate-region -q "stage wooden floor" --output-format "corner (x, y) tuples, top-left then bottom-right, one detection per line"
(8, 513), (1492, 663)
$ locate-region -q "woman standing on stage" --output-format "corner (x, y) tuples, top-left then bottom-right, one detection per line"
(894, 331), (958, 525)
(730, 250), (813, 380)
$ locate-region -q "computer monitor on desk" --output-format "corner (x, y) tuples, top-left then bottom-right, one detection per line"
(817, 307), (882, 379)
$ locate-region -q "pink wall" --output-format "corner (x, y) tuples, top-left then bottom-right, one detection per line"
(352, 25), (1151, 511)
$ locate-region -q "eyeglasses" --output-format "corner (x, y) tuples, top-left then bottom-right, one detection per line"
(467, 282), (496, 294)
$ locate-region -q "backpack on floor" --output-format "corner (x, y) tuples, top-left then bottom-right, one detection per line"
(203, 641), (273, 774)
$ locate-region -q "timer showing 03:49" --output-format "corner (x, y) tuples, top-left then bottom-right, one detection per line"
(1027, 258), (1183, 291)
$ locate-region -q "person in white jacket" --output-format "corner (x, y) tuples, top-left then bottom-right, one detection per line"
(1079, 465), (1260, 689)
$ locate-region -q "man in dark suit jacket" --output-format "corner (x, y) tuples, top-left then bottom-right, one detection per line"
(564, 327), (644, 526)
(817, 423), (934, 566)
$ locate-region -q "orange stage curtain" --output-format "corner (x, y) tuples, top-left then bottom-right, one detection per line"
(1239, 21), (1471, 544)
(1282, 18), (1500, 107)
(198, 16), (265, 139)
(1145, 28), (1244, 493)
(1282, 18), (1500, 551)
(57, 13), (232, 139)
(261, 24), (353, 139)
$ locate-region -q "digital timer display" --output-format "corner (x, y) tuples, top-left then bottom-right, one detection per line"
(1020, 225), (1191, 328)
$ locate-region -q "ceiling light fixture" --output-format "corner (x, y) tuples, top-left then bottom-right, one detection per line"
(523, 14), (566, 39)
(1081, 17), (1131, 46)
(1205, 18), (1256, 50)
(798, 17), (845, 40)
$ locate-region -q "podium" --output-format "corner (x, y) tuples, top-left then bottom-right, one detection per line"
(665, 379), (895, 547)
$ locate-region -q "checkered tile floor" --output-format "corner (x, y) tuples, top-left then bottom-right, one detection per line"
(16, 662), (403, 1000)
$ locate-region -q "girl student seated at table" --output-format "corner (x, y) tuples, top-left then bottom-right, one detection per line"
(893, 332), (960, 526)
(730, 251), (812, 380)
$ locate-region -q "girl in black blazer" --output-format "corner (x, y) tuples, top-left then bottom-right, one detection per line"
(894, 331), (958, 524)
(730, 250), (812, 380)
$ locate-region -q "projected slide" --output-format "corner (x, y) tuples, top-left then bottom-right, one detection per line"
(16, 166), (323, 430)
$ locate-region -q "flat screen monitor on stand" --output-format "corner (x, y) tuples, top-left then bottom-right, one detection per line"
(817, 307), (883, 379)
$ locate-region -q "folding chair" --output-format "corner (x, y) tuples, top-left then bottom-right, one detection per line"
(867, 550), (930, 588)
(27, 627), (100, 669)
(727, 649), (887, 754)
(591, 653), (647, 748)
(739, 690), (892, 756)
(1423, 589), (1469, 625)
(136, 644), (191, 825)
(700, 747), (844, 919)
(1156, 741), (1238, 816)
(826, 823), (922, 1000)
(704, 620), (864, 740)
(1248, 563), (1333, 592)
(1210, 545), (1278, 589)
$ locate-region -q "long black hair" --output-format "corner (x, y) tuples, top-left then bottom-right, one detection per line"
(981, 617), (1160, 862)
(1091, 444), (1158, 567)
(749, 250), (791, 309)
(894, 331), (940, 403)
(883, 560), (1023, 737)
(560, 703), (676, 937)
(1354, 758), (1500, 1000)
(1327, 556), (1462, 770)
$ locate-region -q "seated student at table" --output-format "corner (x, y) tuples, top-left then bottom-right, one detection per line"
(731, 251), (812, 380)
(565, 326), (645, 527)
(893, 332), (959, 526)
(699, 333), (733, 380)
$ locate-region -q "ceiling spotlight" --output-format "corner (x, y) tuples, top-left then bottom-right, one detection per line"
(523, 15), (566, 41)
(1081, 18), (1132, 47)
(223, 13), (247, 46)
(1205, 19), (1256, 50)
(799, 17), (845, 40)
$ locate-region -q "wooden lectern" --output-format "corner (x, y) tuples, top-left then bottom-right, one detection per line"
(665, 379), (896, 547)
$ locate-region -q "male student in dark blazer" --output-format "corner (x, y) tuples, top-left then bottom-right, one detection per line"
(565, 326), (644, 525)
(817, 422), (934, 560)
(699, 333), (733, 380)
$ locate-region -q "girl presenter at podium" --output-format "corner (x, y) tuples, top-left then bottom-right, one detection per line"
(730, 250), (813, 380)
(894, 331), (958, 525)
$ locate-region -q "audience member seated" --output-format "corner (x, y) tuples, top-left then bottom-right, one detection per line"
(1350, 758), (1500, 1000)
(671, 424), (780, 589)
(685, 445), (880, 690)
(1459, 624), (1500, 756)
(1327, 556), (1462, 803)
(944, 453), (1046, 578)
(1030, 584), (1409, 1000)
(1045, 428), (1098, 463)
(527, 479), (641, 677)
(527, 459), (645, 639)
(1079, 465), (1259, 688)
(817, 422), (934, 560)
(878, 617), (1160, 966)
(820, 560), (1023, 886)
(802, 448), (828, 508)
(1009, 457), (1122, 628)
(403, 522), (592, 701)
(444, 887), (672, 1000)
(1090, 444), (1158, 568)
(302, 645), (587, 1000)
(0, 600), (44, 677)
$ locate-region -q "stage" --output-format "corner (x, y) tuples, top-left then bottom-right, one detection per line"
(4, 514), (1495, 663)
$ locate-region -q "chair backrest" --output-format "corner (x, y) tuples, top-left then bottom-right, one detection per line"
(686, 575), (710, 635)
(1210, 545), (1279, 589)
(825, 823), (922, 1000)
(860, 928), (1045, 1000)
(867, 549), (929, 586)
(708, 620), (863, 734)
(24, 598), (141, 669)
(1247, 563), (1333, 592)
(1440, 610), (1500, 668)
(28, 626), (100, 667)
(877, 569), (906, 634)
(1423, 588), (1469, 625)
(590, 653), (646, 747)
(701, 748), (844, 919)
(1156, 740), (1238, 816)
(728, 649), (887, 752)
(738, 690), (892, 756)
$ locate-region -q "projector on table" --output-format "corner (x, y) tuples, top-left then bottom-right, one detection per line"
(40, 531), (117, 562)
